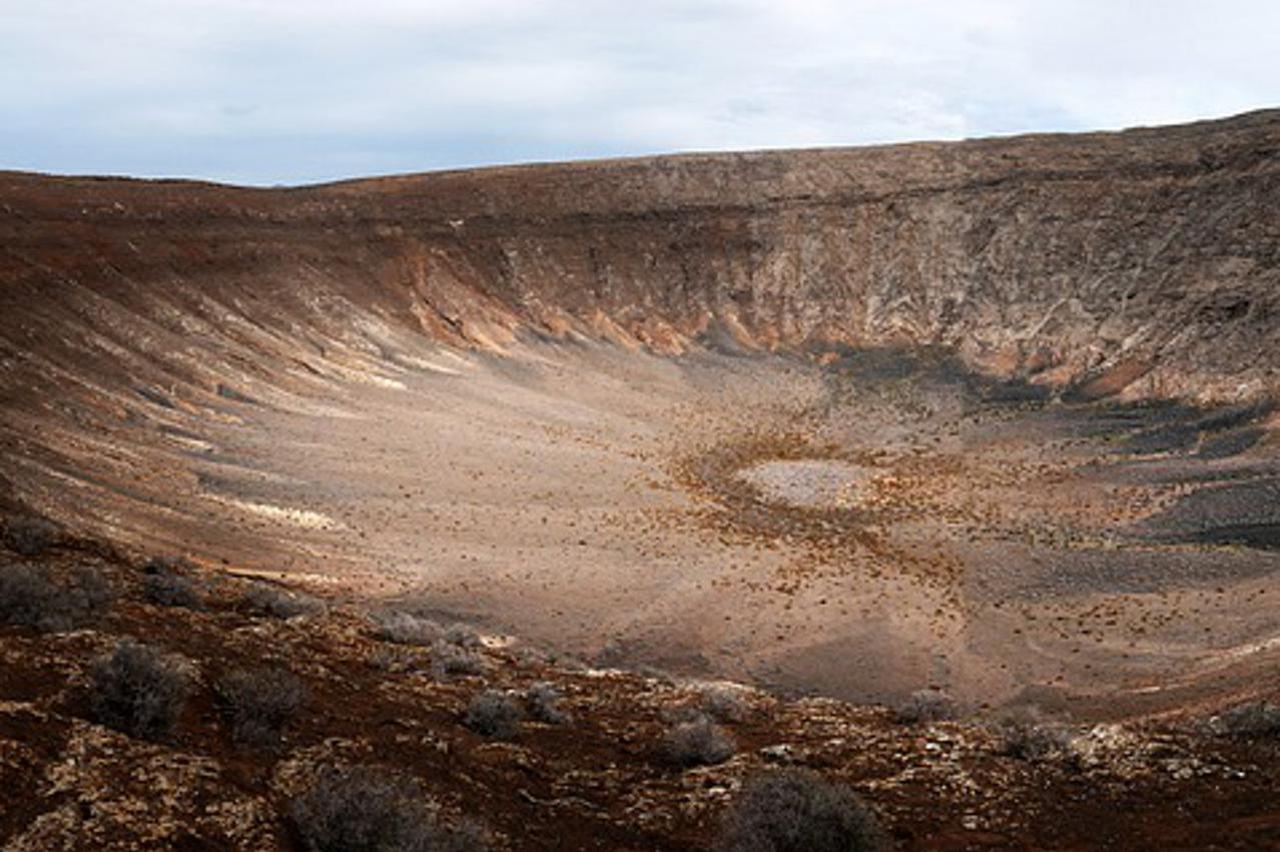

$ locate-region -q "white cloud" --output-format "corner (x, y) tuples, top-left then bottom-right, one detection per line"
(0, 0), (1275, 184)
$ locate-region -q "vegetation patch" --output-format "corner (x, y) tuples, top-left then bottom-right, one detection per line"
(664, 714), (736, 768)
(1212, 701), (1280, 738)
(463, 690), (523, 739)
(2, 517), (60, 557)
(894, 689), (958, 725)
(0, 562), (111, 631)
(241, 582), (325, 619)
(88, 639), (191, 741)
(525, 681), (571, 725)
(718, 769), (890, 852)
(142, 558), (204, 610)
(430, 641), (487, 679)
(215, 666), (308, 749)
(993, 718), (1074, 762)
(373, 610), (445, 646)
(290, 764), (487, 852)
(697, 683), (753, 724)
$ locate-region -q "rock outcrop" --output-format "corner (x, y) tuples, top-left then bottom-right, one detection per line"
(2, 109), (1278, 408)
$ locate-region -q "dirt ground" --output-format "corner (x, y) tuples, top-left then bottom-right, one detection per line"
(5, 532), (1280, 851)
(20, 334), (1275, 723)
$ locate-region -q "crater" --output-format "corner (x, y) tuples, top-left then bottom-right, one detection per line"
(2, 110), (1280, 721)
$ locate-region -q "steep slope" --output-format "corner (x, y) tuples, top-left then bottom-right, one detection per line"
(4, 109), (1280, 397)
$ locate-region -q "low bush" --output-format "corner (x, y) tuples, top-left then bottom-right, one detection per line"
(0, 566), (58, 627)
(717, 769), (890, 852)
(373, 611), (444, 646)
(290, 764), (486, 852)
(664, 714), (735, 768)
(143, 555), (194, 574)
(369, 645), (423, 674)
(71, 564), (113, 611)
(144, 570), (203, 609)
(88, 639), (191, 740)
(429, 641), (486, 679)
(444, 623), (481, 648)
(698, 684), (752, 724)
(994, 719), (1073, 762)
(1213, 701), (1280, 738)
(215, 666), (308, 748)
(525, 681), (571, 725)
(2, 517), (60, 557)
(463, 690), (523, 739)
(242, 582), (324, 619)
(894, 689), (958, 725)
(0, 563), (110, 631)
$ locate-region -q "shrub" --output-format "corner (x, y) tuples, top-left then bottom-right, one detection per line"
(994, 719), (1072, 761)
(369, 645), (423, 674)
(144, 570), (204, 610)
(664, 715), (736, 768)
(698, 684), (752, 724)
(242, 582), (324, 619)
(2, 517), (59, 556)
(717, 769), (890, 852)
(70, 564), (113, 611)
(894, 689), (958, 725)
(143, 555), (194, 575)
(463, 690), (522, 739)
(429, 641), (486, 679)
(1213, 701), (1280, 738)
(215, 666), (308, 749)
(525, 681), (571, 725)
(89, 639), (190, 740)
(444, 623), (482, 648)
(0, 563), (110, 631)
(373, 611), (444, 646)
(0, 565), (59, 629)
(290, 764), (486, 852)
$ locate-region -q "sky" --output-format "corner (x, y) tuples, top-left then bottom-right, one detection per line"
(2, 0), (1277, 186)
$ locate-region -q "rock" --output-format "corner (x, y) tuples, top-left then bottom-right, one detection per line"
(759, 744), (795, 763)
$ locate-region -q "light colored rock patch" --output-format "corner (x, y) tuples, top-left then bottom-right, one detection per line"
(213, 497), (344, 531)
(735, 459), (873, 509)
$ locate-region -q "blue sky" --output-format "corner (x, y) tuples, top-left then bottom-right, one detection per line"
(2, 0), (1277, 186)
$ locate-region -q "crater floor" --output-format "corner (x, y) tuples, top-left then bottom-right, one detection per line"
(733, 459), (874, 509)
(45, 335), (1276, 720)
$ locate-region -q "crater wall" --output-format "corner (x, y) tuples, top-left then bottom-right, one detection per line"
(3, 110), (1279, 408)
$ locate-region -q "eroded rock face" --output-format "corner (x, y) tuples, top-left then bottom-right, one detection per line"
(2, 109), (1279, 400)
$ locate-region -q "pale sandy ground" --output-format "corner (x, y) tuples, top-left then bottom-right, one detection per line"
(17, 335), (1280, 718)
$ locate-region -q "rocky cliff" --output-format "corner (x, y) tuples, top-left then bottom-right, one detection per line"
(3, 109), (1279, 410)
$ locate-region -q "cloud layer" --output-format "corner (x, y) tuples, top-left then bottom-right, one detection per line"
(3, 0), (1276, 185)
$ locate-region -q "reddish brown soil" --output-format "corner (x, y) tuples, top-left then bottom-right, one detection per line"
(3, 538), (1280, 850)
